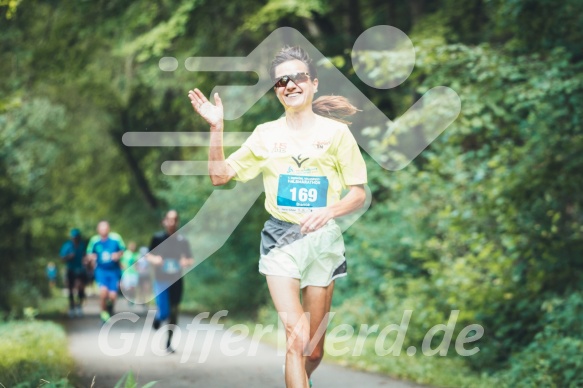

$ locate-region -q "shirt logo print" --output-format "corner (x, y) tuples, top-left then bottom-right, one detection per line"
(272, 142), (287, 153)
(292, 154), (310, 168)
(313, 140), (331, 150)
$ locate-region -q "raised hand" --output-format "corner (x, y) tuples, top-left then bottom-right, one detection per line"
(188, 88), (224, 129)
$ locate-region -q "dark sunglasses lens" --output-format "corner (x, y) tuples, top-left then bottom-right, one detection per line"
(274, 73), (309, 87)
(275, 76), (290, 88)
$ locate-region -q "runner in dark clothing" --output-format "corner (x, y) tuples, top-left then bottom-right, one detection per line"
(148, 210), (194, 352)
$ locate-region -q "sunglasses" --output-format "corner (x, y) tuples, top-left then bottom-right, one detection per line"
(273, 72), (311, 88)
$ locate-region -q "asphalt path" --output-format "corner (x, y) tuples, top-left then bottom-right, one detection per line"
(64, 297), (425, 388)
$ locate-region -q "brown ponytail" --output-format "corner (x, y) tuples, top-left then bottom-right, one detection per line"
(312, 95), (360, 124)
(271, 46), (360, 124)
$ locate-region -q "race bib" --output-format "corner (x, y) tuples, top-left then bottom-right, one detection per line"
(277, 174), (328, 212)
(101, 251), (111, 263)
(163, 258), (180, 274)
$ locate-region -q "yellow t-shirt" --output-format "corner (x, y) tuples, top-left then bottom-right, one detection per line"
(226, 115), (367, 224)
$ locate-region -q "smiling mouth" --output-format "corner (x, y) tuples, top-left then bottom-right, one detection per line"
(285, 92), (302, 97)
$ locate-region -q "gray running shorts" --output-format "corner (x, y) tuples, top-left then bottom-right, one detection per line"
(259, 216), (347, 288)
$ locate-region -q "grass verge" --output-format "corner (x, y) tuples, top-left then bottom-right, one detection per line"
(0, 320), (74, 387)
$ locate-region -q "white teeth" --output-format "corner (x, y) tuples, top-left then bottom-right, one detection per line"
(286, 93), (300, 97)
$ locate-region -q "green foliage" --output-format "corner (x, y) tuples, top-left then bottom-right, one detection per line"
(0, 321), (74, 387)
(490, 0), (583, 57)
(120, 1), (200, 62)
(114, 371), (157, 388)
(497, 292), (583, 387)
(334, 13), (583, 384)
(241, 0), (328, 32)
(0, 0), (21, 19)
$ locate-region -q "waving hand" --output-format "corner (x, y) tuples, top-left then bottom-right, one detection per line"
(188, 88), (224, 129)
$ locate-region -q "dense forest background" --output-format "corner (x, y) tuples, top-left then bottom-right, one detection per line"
(1, 0), (582, 386)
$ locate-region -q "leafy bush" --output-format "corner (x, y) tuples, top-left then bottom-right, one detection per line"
(496, 292), (583, 387)
(335, 13), (583, 380)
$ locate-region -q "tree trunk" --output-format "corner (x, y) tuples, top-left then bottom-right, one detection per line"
(409, 0), (424, 26)
(348, 0), (363, 40)
(115, 111), (159, 209)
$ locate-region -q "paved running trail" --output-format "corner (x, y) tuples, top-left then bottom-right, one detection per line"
(64, 297), (424, 388)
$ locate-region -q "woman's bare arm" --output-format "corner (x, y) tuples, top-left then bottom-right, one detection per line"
(188, 88), (236, 186)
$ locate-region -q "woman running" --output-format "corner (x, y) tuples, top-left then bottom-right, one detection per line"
(188, 46), (367, 388)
